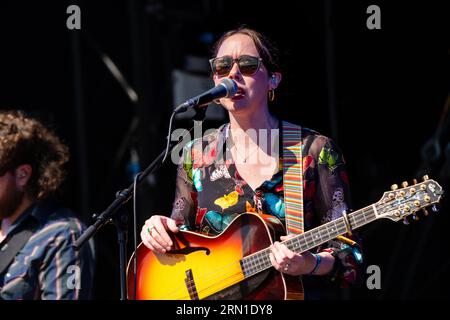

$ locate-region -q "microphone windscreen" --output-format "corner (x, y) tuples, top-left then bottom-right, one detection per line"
(220, 78), (238, 97)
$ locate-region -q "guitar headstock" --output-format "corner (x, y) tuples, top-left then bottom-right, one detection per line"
(375, 175), (444, 223)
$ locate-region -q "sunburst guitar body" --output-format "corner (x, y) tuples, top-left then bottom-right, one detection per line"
(127, 213), (304, 300)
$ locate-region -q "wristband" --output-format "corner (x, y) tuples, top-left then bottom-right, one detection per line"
(308, 254), (321, 275)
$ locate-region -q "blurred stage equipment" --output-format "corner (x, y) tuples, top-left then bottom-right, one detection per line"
(419, 91), (450, 179)
(173, 55), (226, 121)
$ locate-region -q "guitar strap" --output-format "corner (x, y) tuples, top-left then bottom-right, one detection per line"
(282, 121), (304, 235)
(0, 219), (35, 277)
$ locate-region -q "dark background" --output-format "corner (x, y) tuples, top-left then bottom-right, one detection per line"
(1, 0), (449, 300)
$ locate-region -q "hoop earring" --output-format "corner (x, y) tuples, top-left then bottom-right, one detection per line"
(268, 89), (275, 102)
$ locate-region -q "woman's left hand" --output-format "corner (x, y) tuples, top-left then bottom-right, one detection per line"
(269, 234), (316, 276)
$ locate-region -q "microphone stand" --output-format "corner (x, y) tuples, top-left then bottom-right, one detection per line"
(74, 105), (208, 300)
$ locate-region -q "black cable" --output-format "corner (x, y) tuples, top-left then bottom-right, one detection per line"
(162, 111), (177, 164)
(132, 109), (176, 299)
(130, 105), (201, 299)
(132, 171), (141, 300)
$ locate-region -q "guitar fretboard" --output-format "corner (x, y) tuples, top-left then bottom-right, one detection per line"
(239, 205), (377, 278)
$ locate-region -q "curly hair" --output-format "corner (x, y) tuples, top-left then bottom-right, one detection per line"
(0, 110), (69, 200)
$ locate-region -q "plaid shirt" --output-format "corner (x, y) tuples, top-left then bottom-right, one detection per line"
(0, 201), (94, 300)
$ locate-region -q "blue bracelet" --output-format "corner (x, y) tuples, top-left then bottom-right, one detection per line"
(308, 254), (321, 275)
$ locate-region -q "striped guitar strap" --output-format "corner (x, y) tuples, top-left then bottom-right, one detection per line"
(282, 121), (304, 234)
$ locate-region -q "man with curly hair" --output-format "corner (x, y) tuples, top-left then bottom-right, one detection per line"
(0, 110), (94, 300)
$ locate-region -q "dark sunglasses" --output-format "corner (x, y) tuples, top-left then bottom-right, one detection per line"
(209, 55), (263, 77)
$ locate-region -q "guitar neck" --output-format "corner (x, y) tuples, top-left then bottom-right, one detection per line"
(240, 205), (377, 278)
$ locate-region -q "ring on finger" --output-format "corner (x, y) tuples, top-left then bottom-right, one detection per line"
(147, 225), (155, 235)
(283, 263), (289, 271)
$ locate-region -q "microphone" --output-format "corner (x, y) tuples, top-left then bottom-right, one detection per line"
(174, 78), (238, 114)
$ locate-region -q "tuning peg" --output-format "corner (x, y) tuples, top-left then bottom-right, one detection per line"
(432, 204), (439, 213)
(403, 218), (410, 225)
(391, 184), (399, 191)
(422, 208), (429, 216)
(412, 214), (419, 221)
(401, 181), (409, 188)
(412, 178), (418, 185)
(423, 175), (429, 181)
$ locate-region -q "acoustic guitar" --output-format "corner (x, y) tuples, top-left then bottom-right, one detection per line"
(126, 177), (443, 300)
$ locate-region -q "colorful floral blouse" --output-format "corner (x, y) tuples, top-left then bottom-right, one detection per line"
(170, 121), (363, 294)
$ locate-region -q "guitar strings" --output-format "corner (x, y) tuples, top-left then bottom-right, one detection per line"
(154, 202), (408, 299)
(164, 214), (356, 299)
(148, 195), (414, 298)
(159, 258), (247, 299)
(160, 209), (377, 299)
(188, 201), (405, 298)
(158, 210), (378, 299)
(164, 267), (244, 299)
(181, 200), (405, 299)
(198, 206), (377, 280)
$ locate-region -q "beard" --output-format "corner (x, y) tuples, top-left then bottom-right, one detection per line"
(0, 184), (25, 220)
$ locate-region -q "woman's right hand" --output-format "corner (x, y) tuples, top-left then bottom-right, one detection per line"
(140, 215), (179, 253)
